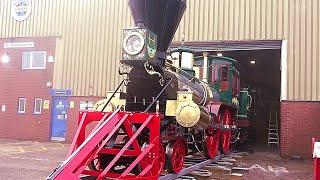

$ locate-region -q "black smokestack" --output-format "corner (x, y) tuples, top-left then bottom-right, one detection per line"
(128, 0), (187, 52)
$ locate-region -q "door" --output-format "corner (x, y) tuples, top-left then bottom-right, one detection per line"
(51, 97), (68, 141)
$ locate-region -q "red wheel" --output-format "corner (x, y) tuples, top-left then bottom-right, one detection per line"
(203, 130), (220, 159)
(139, 143), (165, 177)
(157, 144), (165, 175)
(165, 140), (186, 173)
(220, 109), (233, 155)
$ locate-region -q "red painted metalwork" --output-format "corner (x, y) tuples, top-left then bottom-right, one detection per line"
(204, 132), (220, 159)
(48, 110), (161, 180)
(313, 137), (320, 180)
(203, 106), (221, 159)
(166, 140), (186, 173)
(220, 109), (232, 154)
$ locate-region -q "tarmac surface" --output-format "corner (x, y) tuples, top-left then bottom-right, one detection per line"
(0, 138), (314, 180)
(0, 138), (68, 180)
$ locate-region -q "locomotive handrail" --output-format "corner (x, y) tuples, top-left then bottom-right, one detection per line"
(101, 79), (126, 112)
(144, 78), (173, 112)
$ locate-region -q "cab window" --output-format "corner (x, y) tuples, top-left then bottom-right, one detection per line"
(210, 64), (219, 83)
(220, 65), (229, 91)
(221, 66), (228, 80)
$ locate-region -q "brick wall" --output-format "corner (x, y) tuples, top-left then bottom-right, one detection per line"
(0, 37), (56, 141)
(281, 101), (320, 158)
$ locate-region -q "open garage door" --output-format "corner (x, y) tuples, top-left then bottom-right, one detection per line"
(170, 40), (283, 152)
(170, 40), (282, 51)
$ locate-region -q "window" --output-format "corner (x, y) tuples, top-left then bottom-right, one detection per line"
(221, 65), (228, 80)
(232, 69), (240, 95)
(22, 51), (46, 69)
(220, 65), (229, 91)
(210, 64), (219, 83)
(18, 98), (26, 113)
(34, 98), (42, 114)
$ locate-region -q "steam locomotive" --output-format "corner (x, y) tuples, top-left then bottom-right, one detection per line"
(91, 0), (254, 176)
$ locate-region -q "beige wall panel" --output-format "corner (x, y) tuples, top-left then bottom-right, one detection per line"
(0, 0), (319, 100)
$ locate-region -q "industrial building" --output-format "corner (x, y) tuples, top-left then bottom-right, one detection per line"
(0, 0), (319, 158)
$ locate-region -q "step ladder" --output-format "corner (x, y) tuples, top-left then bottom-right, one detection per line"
(268, 111), (279, 147)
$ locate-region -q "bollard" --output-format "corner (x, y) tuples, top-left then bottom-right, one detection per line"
(312, 138), (320, 180)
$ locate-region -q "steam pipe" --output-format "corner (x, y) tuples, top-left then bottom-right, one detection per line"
(202, 52), (209, 82)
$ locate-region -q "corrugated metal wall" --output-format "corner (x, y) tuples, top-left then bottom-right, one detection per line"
(0, 0), (319, 100)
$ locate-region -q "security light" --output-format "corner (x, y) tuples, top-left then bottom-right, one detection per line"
(250, 60), (256, 64)
(217, 52), (223, 57)
(1, 52), (9, 64)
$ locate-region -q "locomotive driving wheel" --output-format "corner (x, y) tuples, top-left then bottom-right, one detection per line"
(203, 128), (220, 159)
(165, 140), (186, 173)
(220, 109), (233, 155)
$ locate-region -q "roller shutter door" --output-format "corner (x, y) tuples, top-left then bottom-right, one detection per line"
(170, 40), (282, 52)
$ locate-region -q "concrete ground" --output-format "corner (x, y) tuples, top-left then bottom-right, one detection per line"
(242, 147), (313, 180)
(0, 138), (68, 180)
(0, 138), (314, 180)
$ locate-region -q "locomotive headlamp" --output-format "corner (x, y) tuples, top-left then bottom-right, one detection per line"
(122, 27), (157, 62)
(123, 32), (145, 55)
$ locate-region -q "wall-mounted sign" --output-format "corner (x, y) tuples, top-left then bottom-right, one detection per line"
(80, 101), (94, 111)
(48, 56), (54, 62)
(43, 100), (50, 109)
(4, 42), (34, 48)
(1, 105), (6, 112)
(11, 0), (32, 21)
(69, 101), (75, 109)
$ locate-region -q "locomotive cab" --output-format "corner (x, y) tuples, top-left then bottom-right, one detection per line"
(193, 55), (241, 107)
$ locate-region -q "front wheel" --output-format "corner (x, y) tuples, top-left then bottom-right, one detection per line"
(165, 140), (186, 173)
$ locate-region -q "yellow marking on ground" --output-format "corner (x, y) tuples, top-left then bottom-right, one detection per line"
(0, 141), (66, 154)
(56, 143), (65, 148)
(18, 147), (25, 153)
(1, 148), (21, 152)
(40, 146), (48, 150)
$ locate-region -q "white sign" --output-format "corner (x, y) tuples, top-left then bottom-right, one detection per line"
(313, 142), (320, 158)
(11, 0), (32, 21)
(48, 56), (54, 62)
(4, 42), (34, 48)
(1, 105), (6, 112)
(80, 101), (94, 111)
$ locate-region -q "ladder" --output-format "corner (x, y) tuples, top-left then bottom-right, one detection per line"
(267, 111), (279, 147)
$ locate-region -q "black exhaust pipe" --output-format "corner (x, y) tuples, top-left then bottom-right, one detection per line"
(128, 0), (187, 53)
